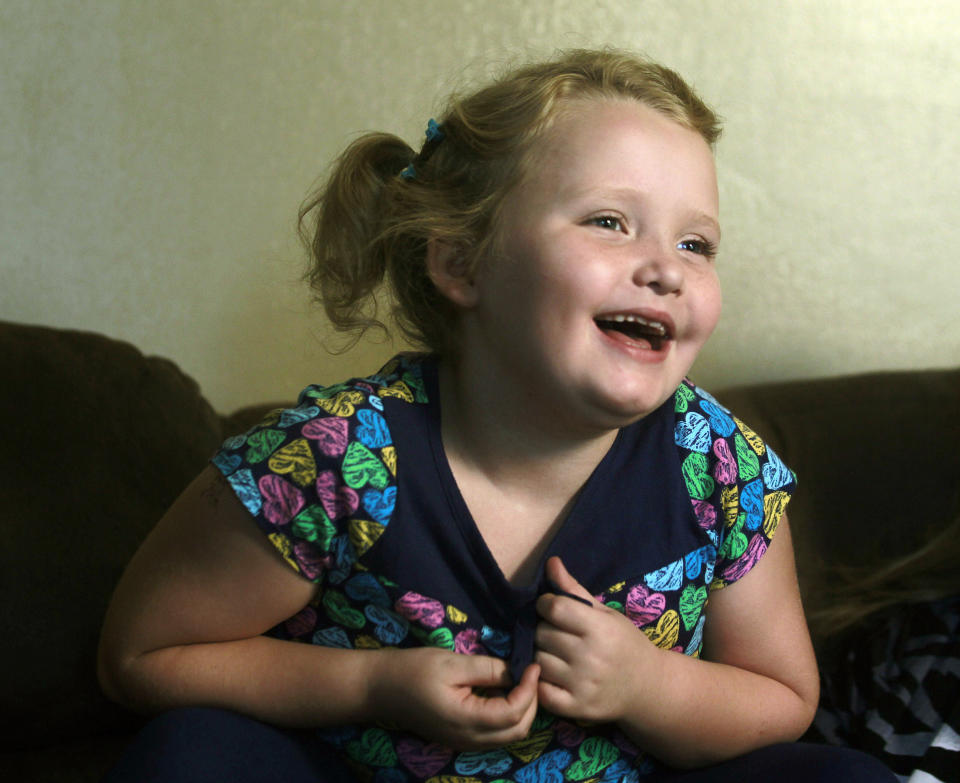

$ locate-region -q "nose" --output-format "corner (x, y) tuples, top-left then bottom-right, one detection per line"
(631, 239), (684, 294)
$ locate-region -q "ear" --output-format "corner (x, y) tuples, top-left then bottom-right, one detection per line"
(425, 239), (479, 308)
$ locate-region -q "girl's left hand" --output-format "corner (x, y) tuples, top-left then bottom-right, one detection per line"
(534, 556), (664, 723)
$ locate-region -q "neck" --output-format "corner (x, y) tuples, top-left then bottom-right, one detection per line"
(436, 357), (618, 495)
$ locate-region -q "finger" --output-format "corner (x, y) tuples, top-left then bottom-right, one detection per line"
(459, 662), (539, 732)
(545, 556), (595, 603)
(534, 648), (572, 687)
(537, 677), (577, 718)
(455, 653), (514, 690)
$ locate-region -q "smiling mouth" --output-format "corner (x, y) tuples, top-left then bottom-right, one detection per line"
(594, 314), (671, 351)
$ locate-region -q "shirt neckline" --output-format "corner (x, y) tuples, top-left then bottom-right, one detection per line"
(419, 359), (627, 608)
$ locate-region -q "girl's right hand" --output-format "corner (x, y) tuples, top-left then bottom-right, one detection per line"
(369, 648), (540, 750)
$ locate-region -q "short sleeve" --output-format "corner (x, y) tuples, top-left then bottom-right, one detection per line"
(211, 381), (399, 584)
(673, 381), (797, 592)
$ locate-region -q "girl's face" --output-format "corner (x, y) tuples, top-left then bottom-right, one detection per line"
(462, 99), (722, 432)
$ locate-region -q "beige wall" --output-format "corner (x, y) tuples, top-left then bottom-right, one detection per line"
(3, 0), (958, 411)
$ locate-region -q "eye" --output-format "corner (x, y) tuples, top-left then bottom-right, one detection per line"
(677, 238), (718, 259)
(586, 215), (625, 232)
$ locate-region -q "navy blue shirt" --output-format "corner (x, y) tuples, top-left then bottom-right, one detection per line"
(212, 354), (796, 782)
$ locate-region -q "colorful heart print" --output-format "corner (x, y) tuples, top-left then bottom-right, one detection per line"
(625, 584), (666, 627)
(342, 442), (390, 489)
(278, 405), (320, 428)
(686, 614), (706, 656)
(356, 408), (392, 448)
(720, 485), (739, 528)
(396, 738), (454, 778)
(316, 470), (360, 520)
(259, 474), (305, 525)
(268, 437), (317, 487)
(326, 534), (356, 584)
(514, 748), (573, 783)
(454, 748), (513, 777)
(740, 479), (764, 531)
(735, 417), (766, 456)
(245, 428), (286, 463)
(683, 545), (715, 581)
(762, 447), (793, 490)
(227, 468), (262, 515)
(283, 606), (317, 639)
(293, 540), (326, 580)
(675, 411), (712, 453)
(682, 452), (715, 500)
(348, 518), (386, 557)
(313, 626), (351, 648)
(427, 627), (455, 650)
(267, 532), (297, 572)
(395, 591), (446, 628)
(479, 625), (510, 657)
(644, 557), (683, 591)
(345, 572), (391, 607)
(674, 383), (696, 413)
(381, 445), (397, 476)
(507, 730), (561, 763)
(712, 436), (738, 484)
(316, 390), (366, 418)
(719, 515), (748, 561)
(690, 498), (717, 529)
(302, 416), (349, 457)
(346, 728), (398, 767)
(322, 589), (366, 629)
(700, 399), (736, 437)
(378, 380), (414, 403)
(763, 490), (790, 536)
(221, 433), (247, 451)
(720, 533), (767, 584)
(679, 584), (708, 630)
(643, 609), (680, 649)
(362, 486), (396, 526)
(446, 605), (468, 624)
(554, 721), (587, 748)
(734, 434), (761, 481)
(213, 451), (242, 475)
(364, 604), (409, 645)
(401, 371), (427, 401)
(290, 505), (336, 550)
(565, 736), (620, 781)
(454, 627), (484, 655)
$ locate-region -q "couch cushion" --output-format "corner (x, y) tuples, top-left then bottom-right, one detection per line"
(718, 367), (960, 618)
(0, 321), (225, 749)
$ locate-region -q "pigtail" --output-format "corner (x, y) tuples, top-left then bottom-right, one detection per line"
(299, 133), (414, 349)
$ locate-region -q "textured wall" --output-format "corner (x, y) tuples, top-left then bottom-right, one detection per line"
(3, 1), (958, 411)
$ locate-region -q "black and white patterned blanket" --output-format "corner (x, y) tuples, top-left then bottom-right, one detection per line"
(807, 596), (960, 782)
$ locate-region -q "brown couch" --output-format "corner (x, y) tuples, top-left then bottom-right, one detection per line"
(1, 319), (957, 781)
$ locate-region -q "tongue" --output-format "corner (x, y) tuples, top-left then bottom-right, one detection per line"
(598, 322), (660, 350)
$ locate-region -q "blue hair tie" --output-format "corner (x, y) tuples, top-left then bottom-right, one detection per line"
(425, 118), (444, 143)
(400, 118), (445, 180)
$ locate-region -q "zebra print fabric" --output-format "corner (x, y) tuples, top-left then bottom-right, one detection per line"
(807, 596), (960, 782)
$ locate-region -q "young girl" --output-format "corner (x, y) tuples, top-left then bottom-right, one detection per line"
(98, 49), (896, 782)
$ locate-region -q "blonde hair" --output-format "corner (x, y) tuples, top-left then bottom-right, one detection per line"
(300, 48), (722, 357)
(810, 511), (960, 642)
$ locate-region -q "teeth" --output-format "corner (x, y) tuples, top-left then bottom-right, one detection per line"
(602, 314), (667, 335)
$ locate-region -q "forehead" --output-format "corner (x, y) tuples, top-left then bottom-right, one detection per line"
(517, 99), (718, 216)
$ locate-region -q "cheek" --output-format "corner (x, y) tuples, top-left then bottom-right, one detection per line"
(695, 275), (723, 337)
